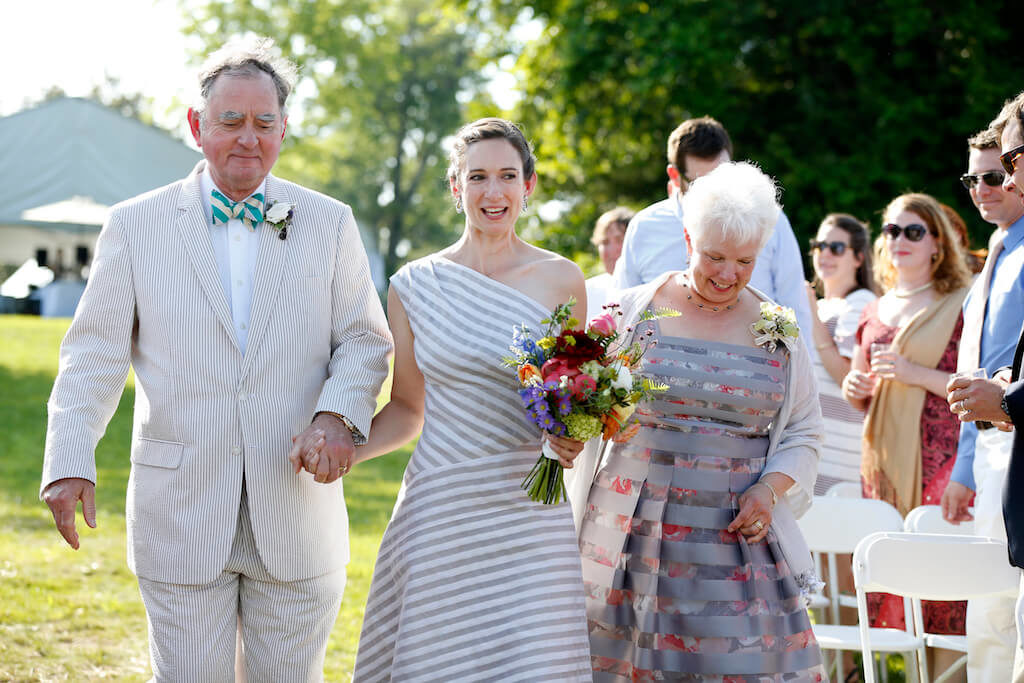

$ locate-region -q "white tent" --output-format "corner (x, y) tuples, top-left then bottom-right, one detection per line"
(0, 97), (385, 315)
(0, 97), (203, 273)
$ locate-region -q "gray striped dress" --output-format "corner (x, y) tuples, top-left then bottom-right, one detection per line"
(580, 327), (826, 682)
(353, 256), (592, 682)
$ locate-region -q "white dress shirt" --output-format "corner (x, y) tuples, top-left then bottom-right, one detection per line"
(200, 169), (264, 354)
(613, 195), (815, 353)
(584, 272), (617, 323)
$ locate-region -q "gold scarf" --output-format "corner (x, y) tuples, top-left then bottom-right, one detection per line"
(862, 287), (968, 516)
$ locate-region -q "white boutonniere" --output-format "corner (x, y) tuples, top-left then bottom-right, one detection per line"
(265, 200), (295, 240)
(750, 302), (799, 352)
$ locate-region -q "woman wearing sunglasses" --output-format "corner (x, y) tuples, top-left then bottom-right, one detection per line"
(842, 192), (972, 675)
(806, 214), (879, 496)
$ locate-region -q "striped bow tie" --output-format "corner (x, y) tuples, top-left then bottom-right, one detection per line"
(211, 189), (264, 230)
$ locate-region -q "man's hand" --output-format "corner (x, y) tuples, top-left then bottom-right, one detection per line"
(287, 413), (355, 484)
(42, 478), (97, 549)
(946, 374), (1010, 423)
(940, 481), (975, 524)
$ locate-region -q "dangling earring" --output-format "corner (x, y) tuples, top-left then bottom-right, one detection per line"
(453, 195), (463, 214)
(522, 194), (529, 212)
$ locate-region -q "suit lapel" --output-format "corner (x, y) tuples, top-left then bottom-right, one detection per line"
(176, 162), (240, 352)
(242, 174), (291, 375)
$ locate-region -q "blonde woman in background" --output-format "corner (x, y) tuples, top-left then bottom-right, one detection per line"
(585, 207), (633, 322)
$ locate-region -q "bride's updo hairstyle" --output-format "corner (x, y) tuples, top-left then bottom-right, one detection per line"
(446, 118), (537, 184)
(680, 161), (781, 251)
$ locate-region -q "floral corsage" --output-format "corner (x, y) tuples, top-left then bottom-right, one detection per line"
(749, 302), (799, 352)
(265, 200), (295, 240)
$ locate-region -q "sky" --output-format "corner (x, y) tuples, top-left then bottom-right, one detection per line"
(3, 1), (525, 141)
(3, 1), (203, 138)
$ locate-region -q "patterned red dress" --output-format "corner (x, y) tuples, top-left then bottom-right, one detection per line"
(856, 299), (966, 634)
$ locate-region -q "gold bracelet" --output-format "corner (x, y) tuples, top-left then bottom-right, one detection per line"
(757, 480), (779, 506)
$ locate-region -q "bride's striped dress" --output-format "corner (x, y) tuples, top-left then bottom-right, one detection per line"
(352, 256), (591, 682)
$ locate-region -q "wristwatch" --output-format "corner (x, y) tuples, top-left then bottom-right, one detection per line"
(1001, 391), (1013, 424)
(317, 411), (367, 445)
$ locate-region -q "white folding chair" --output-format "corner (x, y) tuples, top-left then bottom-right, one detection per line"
(904, 504), (974, 536)
(798, 496), (908, 682)
(825, 481), (863, 499)
(853, 531), (1019, 683)
(898, 507), (978, 682)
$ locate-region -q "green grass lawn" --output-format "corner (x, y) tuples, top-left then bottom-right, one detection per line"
(0, 315), (411, 681)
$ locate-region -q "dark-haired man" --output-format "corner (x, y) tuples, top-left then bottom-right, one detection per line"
(942, 123), (1024, 682)
(949, 91), (1024, 682)
(613, 116), (813, 348)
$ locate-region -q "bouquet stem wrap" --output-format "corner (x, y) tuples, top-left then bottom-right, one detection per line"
(522, 441), (567, 503)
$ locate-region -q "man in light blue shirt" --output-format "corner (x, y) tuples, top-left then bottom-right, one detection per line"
(941, 126), (1024, 683)
(613, 116), (814, 350)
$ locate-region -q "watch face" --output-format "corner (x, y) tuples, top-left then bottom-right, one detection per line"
(1002, 394), (1012, 421)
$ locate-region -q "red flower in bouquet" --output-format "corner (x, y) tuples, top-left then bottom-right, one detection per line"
(554, 329), (605, 366)
(540, 356), (580, 383)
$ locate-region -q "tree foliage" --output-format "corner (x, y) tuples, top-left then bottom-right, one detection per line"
(483, 0), (1024, 267)
(185, 0), (493, 275)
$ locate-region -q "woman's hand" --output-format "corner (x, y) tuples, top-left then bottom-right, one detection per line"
(728, 482), (775, 543)
(842, 368), (877, 401)
(545, 433), (585, 468)
(870, 348), (914, 383)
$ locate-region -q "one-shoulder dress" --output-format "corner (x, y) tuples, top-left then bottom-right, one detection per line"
(353, 256), (592, 682)
(579, 326), (826, 682)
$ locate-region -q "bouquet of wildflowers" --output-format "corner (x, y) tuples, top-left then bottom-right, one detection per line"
(503, 298), (677, 504)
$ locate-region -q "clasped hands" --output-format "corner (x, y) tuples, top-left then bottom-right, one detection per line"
(288, 412), (356, 484)
(842, 348), (916, 401)
(945, 369), (1012, 431)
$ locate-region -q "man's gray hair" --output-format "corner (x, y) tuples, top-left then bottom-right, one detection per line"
(194, 37), (298, 122)
(681, 161), (780, 251)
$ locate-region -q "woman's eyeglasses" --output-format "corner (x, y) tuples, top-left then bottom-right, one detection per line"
(809, 240), (848, 256)
(882, 223), (929, 242)
(960, 171), (1005, 190)
(1000, 143), (1024, 175)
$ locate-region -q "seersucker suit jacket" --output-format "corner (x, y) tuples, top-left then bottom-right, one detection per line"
(41, 161), (393, 585)
(1002, 320), (1024, 567)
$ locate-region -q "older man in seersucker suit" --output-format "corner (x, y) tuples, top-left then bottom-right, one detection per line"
(40, 38), (393, 681)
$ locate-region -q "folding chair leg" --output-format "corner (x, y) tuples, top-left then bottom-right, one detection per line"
(932, 654), (967, 683)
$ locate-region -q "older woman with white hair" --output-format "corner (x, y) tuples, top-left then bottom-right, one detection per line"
(575, 162), (826, 681)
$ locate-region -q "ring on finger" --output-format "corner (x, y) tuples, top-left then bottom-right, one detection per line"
(753, 519), (764, 531)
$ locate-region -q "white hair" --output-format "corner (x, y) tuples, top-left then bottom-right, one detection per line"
(681, 161), (781, 250)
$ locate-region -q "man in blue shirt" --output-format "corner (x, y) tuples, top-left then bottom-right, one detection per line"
(942, 124), (1024, 682)
(612, 116), (814, 350)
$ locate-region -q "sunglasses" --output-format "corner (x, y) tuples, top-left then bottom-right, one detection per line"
(882, 223), (929, 242)
(1001, 143), (1024, 175)
(809, 240), (848, 256)
(960, 171), (1005, 190)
